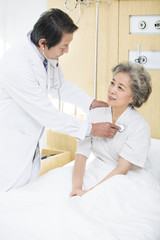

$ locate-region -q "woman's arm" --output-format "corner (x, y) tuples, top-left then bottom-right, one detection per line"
(78, 157), (132, 196)
(70, 154), (88, 197)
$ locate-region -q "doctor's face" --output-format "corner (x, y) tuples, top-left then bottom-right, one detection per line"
(107, 72), (134, 111)
(43, 33), (73, 60)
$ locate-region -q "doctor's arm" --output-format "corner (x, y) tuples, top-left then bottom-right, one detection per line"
(2, 65), (118, 139)
(49, 67), (108, 113)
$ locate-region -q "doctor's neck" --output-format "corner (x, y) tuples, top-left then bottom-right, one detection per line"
(36, 45), (45, 59)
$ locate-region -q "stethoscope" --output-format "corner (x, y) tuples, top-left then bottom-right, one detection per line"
(42, 47), (62, 110)
(117, 123), (125, 132)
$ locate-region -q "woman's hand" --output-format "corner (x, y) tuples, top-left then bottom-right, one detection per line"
(70, 189), (88, 197)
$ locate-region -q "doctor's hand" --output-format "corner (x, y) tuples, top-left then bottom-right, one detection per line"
(90, 122), (120, 138)
(90, 100), (109, 110)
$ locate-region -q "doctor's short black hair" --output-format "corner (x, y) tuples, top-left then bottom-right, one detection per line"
(112, 62), (152, 108)
(30, 8), (78, 49)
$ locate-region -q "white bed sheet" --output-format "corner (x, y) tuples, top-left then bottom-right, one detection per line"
(0, 139), (160, 240)
(147, 138), (160, 183)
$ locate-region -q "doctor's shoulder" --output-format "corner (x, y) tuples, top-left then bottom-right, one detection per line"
(88, 107), (110, 124)
(0, 42), (26, 70)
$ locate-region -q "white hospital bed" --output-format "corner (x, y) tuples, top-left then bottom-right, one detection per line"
(0, 134), (159, 240)
(41, 130), (160, 184)
(148, 138), (160, 183)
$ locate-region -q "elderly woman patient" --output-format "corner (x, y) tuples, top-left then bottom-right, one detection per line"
(0, 62), (160, 240)
(70, 61), (152, 197)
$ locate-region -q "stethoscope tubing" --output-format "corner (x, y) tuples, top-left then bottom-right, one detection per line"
(43, 47), (62, 110)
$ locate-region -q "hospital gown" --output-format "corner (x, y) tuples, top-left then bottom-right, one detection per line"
(0, 107), (160, 240)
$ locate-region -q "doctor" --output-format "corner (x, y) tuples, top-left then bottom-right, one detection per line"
(0, 8), (119, 192)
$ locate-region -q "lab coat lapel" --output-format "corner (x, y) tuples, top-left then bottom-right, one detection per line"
(32, 64), (48, 90)
(25, 38), (48, 90)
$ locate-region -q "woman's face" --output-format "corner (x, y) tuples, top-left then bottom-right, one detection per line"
(107, 72), (133, 110)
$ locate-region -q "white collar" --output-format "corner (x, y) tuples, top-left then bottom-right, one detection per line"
(27, 31), (45, 62)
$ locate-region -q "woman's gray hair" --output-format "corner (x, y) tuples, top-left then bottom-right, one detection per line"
(112, 62), (152, 108)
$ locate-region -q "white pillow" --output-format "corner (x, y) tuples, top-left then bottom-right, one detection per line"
(147, 138), (160, 183)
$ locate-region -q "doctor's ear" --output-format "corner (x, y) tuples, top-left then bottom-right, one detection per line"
(38, 39), (47, 49)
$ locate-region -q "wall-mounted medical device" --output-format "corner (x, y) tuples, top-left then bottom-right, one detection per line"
(65, 0), (111, 11)
(129, 49), (160, 70)
(130, 15), (160, 34)
(64, 0), (111, 23)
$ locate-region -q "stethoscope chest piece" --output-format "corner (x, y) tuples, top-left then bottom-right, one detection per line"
(117, 123), (125, 132)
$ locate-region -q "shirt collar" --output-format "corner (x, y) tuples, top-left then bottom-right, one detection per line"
(27, 31), (45, 62)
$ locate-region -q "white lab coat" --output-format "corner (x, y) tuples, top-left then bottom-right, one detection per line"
(0, 35), (93, 192)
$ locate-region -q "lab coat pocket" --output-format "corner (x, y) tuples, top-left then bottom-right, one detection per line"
(0, 128), (38, 191)
(0, 128), (37, 168)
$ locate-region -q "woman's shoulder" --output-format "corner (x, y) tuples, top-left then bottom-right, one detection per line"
(88, 107), (111, 123)
(127, 107), (150, 132)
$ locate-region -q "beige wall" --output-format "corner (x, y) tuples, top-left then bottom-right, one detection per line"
(118, 0), (160, 139)
(48, 0), (119, 98)
(48, 0), (160, 139)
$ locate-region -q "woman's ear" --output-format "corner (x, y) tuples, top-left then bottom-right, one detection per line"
(130, 95), (136, 106)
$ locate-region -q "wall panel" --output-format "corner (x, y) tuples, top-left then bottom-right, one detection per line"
(119, 0), (160, 138)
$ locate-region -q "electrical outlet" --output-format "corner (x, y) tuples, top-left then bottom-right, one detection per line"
(130, 15), (160, 34)
(129, 50), (160, 70)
